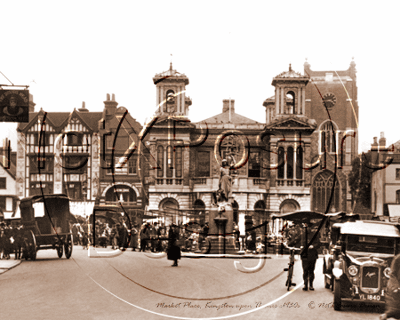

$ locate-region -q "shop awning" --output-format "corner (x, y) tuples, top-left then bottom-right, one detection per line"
(388, 204), (400, 222)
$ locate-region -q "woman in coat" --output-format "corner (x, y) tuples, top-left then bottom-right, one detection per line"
(167, 224), (181, 267)
(129, 224), (139, 251)
(380, 253), (400, 319)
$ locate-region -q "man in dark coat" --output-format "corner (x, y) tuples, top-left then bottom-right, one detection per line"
(167, 225), (181, 267)
(140, 224), (149, 252)
(380, 253), (400, 320)
(300, 244), (319, 291)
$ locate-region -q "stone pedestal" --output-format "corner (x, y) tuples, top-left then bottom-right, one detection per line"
(206, 203), (237, 254)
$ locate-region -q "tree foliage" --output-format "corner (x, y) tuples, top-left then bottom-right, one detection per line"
(348, 152), (374, 209)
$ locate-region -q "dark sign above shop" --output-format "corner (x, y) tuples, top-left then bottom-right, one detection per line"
(0, 89), (29, 122)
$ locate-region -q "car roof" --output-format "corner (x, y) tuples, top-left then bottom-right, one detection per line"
(335, 220), (400, 238)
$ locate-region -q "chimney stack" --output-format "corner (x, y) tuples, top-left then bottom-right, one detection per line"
(222, 99), (235, 113)
(78, 101), (88, 112)
(379, 132), (386, 147)
(103, 93), (118, 117)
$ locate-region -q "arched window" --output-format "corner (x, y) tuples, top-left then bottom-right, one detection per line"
(105, 185), (137, 204)
(296, 146), (303, 179)
(193, 199), (206, 225)
(278, 147), (284, 179)
(287, 147), (294, 179)
(312, 171), (340, 212)
(254, 200), (267, 225)
(286, 91), (295, 114)
(157, 146), (164, 178)
(320, 121), (338, 154)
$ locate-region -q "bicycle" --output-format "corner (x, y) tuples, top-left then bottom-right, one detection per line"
(284, 245), (300, 291)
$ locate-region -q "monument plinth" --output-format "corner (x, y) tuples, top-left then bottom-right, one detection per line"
(207, 201), (237, 254)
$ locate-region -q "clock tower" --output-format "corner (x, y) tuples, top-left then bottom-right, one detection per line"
(153, 63), (192, 116)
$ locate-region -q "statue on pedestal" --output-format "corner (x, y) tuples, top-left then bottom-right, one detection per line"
(213, 156), (236, 206)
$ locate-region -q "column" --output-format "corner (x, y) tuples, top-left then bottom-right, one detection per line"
(297, 87), (301, 114)
(302, 87), (306, 115)
(281, 88), (285, 114)
(156, 86), (159, 108)
(276, 88), (280, 115)
(293, 143), (297, 180)
(181, 86), (185, 115)
(160, 87), (164, 114)
(283, 146), (287, 180)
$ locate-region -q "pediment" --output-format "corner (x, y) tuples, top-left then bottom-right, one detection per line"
(266, 117), (317, 131)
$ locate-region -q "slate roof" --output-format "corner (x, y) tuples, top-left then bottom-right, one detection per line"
(197, 109), (262, 125)
(17, 109), (103, 132)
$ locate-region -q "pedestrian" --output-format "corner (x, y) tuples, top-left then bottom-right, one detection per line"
(300, 244), (319, 291)
(14, 226), (23, 260)
(379, 253), (400, 320)
(140, 224), (149, 252)
(129, 224), (139, 251)
(167, 224), (181, 267)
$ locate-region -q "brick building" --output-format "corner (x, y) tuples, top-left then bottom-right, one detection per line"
(16, 94), (146, 219)
(263, 60), (359, 221)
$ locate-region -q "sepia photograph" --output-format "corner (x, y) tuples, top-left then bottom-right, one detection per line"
(1, 1), (400, 319)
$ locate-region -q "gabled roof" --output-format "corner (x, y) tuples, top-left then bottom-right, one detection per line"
(0, 160), (16, 180)
(197, 110), (262, 125)
(17, 109), (103, 132)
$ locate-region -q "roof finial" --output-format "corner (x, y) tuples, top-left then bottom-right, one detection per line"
(170, 54), (173, 72)
(289, 63), (292, 72)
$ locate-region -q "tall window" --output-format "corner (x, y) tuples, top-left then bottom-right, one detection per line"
(278, 147), (284, 179)
(296, 146), (303, 179)
(197, 151), (210, 177)
(248, 152), (261, 177)
(312, 171), (340, 212)
(175, 147), (182, 178)
(287, 147), (294, 179)
(396, 190), (400, 204)
(166, 146), (173, 178)
(157, 146), (164, 178)
(320, 121), (338, 154)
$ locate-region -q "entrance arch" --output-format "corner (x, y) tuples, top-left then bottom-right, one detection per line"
(193, 199), (206, 225)
(159, 198), (179, 225)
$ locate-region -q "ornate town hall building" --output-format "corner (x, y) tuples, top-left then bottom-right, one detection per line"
(146, 60), (358, 226)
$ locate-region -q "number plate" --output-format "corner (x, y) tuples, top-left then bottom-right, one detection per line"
(359, 294), (381, 301)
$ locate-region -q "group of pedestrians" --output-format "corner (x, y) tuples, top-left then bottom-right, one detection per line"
(0, 221), (24, 260)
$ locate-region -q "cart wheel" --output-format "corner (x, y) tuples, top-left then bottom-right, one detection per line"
(64, 234), (73, 259)
(24, 230), (37, 261)
(57, 243), (63, 258)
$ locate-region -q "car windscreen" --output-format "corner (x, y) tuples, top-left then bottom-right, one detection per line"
(346, 235), (396, 254)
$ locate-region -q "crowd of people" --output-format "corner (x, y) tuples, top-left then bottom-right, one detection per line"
(0, 221), (24, 260)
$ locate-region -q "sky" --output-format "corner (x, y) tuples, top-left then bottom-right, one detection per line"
(1, 1), (399, 153)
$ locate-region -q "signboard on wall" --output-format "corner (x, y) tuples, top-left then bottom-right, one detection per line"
(0, 90), (29, 122)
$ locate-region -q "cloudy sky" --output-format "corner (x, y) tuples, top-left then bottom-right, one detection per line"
(1, 1), (399, 152)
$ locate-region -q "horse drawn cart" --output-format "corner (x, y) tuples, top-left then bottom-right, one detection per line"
(19, 194), (74, 260)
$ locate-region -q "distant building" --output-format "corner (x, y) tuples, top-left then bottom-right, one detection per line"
(371, 133), (400, 222)
(0, 142), (18, 219)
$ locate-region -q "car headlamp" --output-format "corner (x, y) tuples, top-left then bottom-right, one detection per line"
(348, 265), (358, 277)
(384, 267), (391, 278)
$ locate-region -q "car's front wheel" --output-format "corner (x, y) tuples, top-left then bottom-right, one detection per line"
(333, 278), (341, 311)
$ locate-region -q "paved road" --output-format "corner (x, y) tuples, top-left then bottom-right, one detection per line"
(0, 247), (384, 320)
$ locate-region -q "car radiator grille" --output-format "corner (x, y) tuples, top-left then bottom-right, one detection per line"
(361, 266), (379, 289)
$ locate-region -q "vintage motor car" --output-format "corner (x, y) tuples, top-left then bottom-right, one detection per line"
(323, 220), (400, 311)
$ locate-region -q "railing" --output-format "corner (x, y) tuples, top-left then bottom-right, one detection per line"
(192, 178), (207, 185)
(156, 178), (183, 185)
(276, 179), (304, 187)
